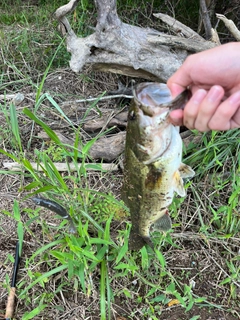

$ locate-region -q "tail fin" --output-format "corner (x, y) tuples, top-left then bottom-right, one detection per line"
(129, 227), (153, 250)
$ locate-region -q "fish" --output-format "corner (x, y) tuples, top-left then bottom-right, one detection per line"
(32, 197), (77, 233)
(122, 82), (195, 250)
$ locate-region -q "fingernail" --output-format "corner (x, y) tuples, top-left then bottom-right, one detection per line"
(207, 86), (224, 102)
(229, 91), (240, 104)
(192, 89), (207, 104)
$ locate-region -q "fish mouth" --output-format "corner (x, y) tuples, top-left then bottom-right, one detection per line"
(133, 82), (189, 117)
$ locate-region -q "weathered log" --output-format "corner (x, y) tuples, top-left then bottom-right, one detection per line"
(89, 131), (126, 161)
(55, 0), (217, 82)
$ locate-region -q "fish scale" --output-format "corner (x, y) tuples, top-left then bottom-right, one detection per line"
(122, 82), (195, 250)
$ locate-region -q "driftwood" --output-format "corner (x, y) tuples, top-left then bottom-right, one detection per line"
(55, 0), (217, 82)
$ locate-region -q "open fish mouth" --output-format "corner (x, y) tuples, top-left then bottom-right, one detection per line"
(133, 82), (189, 117)
(129, 82), (188, 164)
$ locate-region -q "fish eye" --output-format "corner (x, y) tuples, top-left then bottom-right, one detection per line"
(129, 110), (136, 121)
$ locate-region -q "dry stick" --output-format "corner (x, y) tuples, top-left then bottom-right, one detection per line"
(3, 162), (119, 172)
(216, 13), (240, 41)
(0, 93), (132, 105)
(59, 94), (133, 107)
(5, 241), (20, 320)
(199, 0), (213, 40)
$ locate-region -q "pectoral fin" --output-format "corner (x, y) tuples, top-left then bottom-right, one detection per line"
(153, 212), (172, 231)
(173, 170), (186, 197)
(179, 163), (195, 179)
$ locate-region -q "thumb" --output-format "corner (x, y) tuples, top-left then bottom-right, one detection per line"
(167, 63), (193, 98)
(167, 82), (186, 98)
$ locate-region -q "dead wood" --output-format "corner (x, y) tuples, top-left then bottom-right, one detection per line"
(147, 33), (215, 53)
(83, 110), (127, 132)
(199, 0), (213, 40)
(55, 0), (217, 82)
(153, 13), (204, 40)
(216, 13), (240, 41)
(88, 131), (125, 161)
(38, 128), (126, 162)
(3, 162), (119, 172)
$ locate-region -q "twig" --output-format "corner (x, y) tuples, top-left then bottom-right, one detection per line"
(59, 94), (133, 107)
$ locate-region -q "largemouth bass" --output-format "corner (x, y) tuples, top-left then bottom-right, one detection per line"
(122, 82), (195, 250)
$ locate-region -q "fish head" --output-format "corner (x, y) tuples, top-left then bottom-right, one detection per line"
(127, 82), (189, 164)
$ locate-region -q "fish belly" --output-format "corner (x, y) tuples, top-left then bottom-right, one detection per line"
(138, 126), (182, 239)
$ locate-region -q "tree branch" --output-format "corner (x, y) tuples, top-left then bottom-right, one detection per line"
(55, 0), (218, 81)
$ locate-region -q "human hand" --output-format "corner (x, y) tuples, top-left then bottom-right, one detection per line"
(167, 42), (240, 131)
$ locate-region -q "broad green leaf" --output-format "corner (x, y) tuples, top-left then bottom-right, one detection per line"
(22, 304), (47, 320)
(10, 103), (22, 151)
(140, 246), (149, 270)
(155, 249), (166, 268)
(100, 259), (106, 320)
(115, 241), (128, 265)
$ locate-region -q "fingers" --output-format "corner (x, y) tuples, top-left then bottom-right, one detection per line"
(184, 86), (224, 131)
(169, 89), (208, 128)
(208, 90), (240, 130)
(167, 82), (186, 99)
(169, 109), (184, 126)
(170, 86), (240, 131)
(167, 57), (194, 98)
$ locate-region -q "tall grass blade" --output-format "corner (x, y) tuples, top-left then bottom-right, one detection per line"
(100, 259), (106, 320)
(35, 38), (65, 102)
(10, 103), (22, 152)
